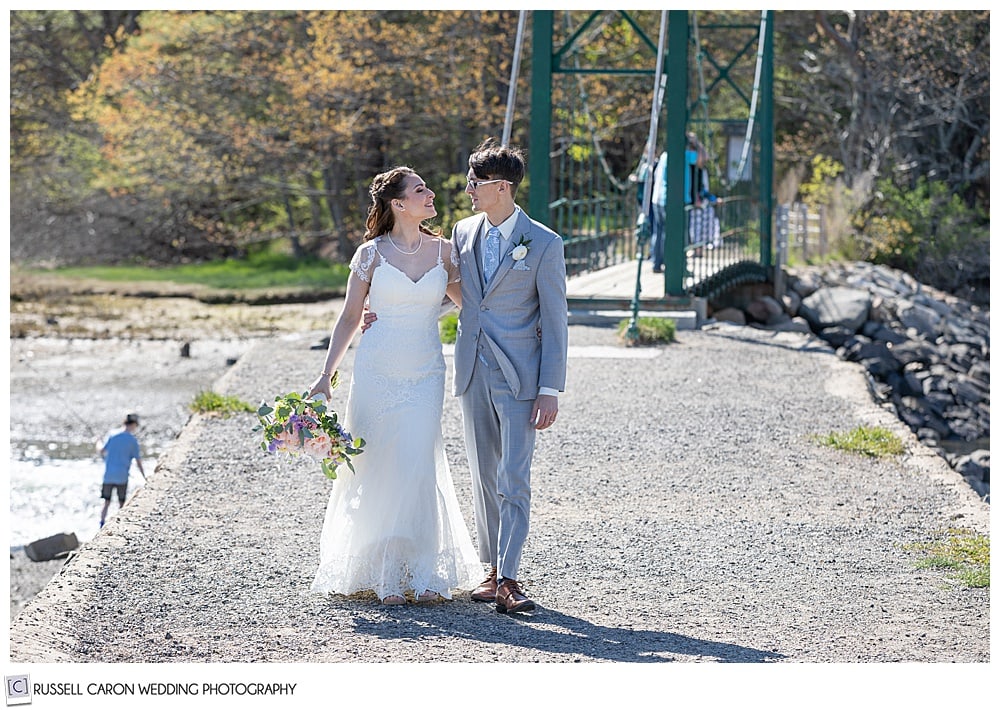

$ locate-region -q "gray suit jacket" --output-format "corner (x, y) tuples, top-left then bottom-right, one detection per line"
(452, 208), (568, 400)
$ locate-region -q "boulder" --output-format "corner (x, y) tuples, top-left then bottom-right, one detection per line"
(746, 295), (786, 325)
(714, 307), (746, 325)
(886, 340), (935, 367)
(786, 270), (823, 299)
(781, 289), (802, 317)
(25, 532), (79, 562)
(767, 317), (812, 334)
(818, 326), (856, 348)
(896, 299), (942, 338)
(861, 321), (908, 345)
(800, 286), (872, 332)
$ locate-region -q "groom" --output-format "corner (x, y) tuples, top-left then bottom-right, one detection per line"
(452, 138), (568, 613)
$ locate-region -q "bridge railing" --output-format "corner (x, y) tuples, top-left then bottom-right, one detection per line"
(552, 193), (638, 278)
(553, 188), (771, 300)
(681, 195), (760, 292)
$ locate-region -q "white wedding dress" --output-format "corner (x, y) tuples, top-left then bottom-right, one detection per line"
(311, 237), (482, 600)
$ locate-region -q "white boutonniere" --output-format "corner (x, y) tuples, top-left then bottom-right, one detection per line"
(511, 236), (531, 271)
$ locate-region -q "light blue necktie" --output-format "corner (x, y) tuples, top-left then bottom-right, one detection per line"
(483, 226), (501, 283)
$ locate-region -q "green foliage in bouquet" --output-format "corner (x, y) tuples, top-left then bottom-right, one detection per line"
(255, 371), (365, 479)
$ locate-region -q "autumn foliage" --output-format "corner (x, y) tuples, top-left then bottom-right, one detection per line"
(9, 10), (989, 301)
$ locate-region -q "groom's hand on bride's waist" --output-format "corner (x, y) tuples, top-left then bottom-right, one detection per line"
(360, 310), (378, 333)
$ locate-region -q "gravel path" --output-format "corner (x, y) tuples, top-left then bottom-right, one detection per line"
(9, 323), (989, 667)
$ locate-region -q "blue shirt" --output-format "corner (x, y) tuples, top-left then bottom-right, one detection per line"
(653, 149), (701, 206)
(102, 429), (141, 485)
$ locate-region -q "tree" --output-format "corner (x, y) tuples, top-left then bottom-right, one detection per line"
(10, 9), (989, 287)
(772, 10), (989, 301)
(9, 11), (142, 201)
(64, 10), (521, 259)
(10, 11), (141, 162)
(69, 11), (321, 256)
(774, 10), (988, 210)
(276, 10), (521, 254)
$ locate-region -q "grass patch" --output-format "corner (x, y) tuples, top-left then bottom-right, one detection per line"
(48, 252), (351, 291)
(906, 528), (990, 588)
(616, 316), (677, 345)
(815, 425), (905, 457)
(439, 312), (458, 344)
(190, 390), (256, 417)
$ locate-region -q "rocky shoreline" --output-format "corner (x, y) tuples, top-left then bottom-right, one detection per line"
(714, 261), (989, 501)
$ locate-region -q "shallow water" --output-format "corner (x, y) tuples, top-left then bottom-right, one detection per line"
(9, 336), (250, 551)
(9, 443), (157, 548)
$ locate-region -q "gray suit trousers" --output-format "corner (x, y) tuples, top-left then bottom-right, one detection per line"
(460, 343), (536, 581)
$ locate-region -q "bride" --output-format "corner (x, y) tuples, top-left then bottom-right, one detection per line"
(307, 167), (481, 605)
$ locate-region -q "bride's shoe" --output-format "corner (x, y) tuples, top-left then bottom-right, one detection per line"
(381, 594), (406, 606)
(416, 590), (442, 603)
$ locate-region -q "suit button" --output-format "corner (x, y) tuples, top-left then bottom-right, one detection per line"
(480, 306), (488, 311)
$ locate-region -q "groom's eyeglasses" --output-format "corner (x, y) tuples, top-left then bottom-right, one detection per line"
(466, 178), (512, 190)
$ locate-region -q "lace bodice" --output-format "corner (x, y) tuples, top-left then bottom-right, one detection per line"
(350, 236), (460, 285)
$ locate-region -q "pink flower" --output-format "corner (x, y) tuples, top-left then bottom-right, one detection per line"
(256, 389), (366, 480)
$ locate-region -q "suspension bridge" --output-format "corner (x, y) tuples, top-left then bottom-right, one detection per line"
(503, 10), (775, 333)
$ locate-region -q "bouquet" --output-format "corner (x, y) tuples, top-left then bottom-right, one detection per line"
(256, 373), (365, 479)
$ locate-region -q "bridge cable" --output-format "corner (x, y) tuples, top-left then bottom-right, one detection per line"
(691, 11), (718, 183)
(626, 10), (669, 344)
(734, 10), (768, 183)
(563, 11), (632, 192)
(501, 10), (528, 148)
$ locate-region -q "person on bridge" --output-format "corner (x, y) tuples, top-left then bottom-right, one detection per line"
(683, 132), (721, 252)
(634, 151), (661, 269)
(649, 135), (704, 272)
(648, 149), (668, 273)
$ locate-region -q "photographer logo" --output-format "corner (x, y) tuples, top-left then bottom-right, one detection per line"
(5, 675), (31, 706)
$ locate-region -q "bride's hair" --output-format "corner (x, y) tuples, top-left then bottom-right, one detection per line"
(364, 166), (440, 241)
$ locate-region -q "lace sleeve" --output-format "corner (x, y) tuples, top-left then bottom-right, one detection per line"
(349, 241), (378, 283)
(445, 239), (461, 284)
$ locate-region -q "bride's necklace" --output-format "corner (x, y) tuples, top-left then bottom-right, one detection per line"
(386, 234), (422, 255)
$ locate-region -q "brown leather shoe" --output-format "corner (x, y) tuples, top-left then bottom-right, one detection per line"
(495, 579), (536, 614)
(470, 567), (498, 603)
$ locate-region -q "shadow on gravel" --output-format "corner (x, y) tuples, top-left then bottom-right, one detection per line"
(705, 327), (838, 356)
(346, 604), (785, 663)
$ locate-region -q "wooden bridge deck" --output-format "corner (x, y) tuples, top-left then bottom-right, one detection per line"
(565, 258), (705, 328)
